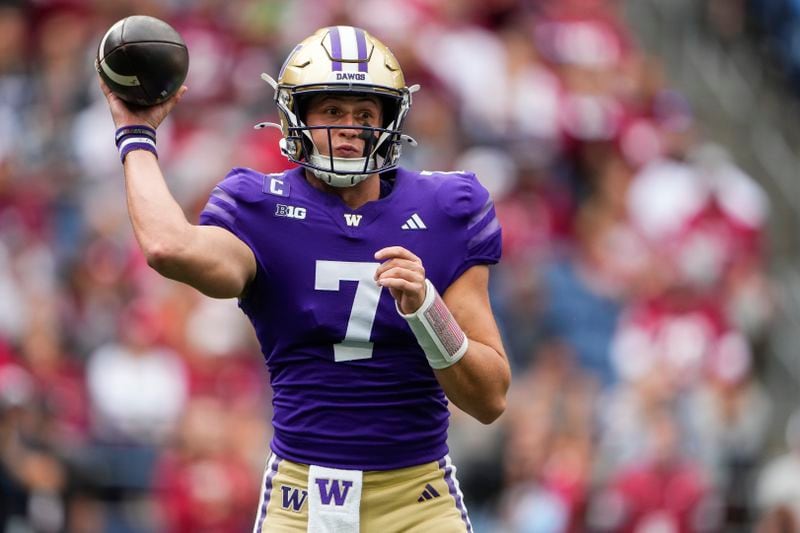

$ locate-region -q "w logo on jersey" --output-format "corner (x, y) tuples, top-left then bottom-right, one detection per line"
(315, 478), (353, 506)
(280, 485), (308, 512)
(344, 213), (363, 227)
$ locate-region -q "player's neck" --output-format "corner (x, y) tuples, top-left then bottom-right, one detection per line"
(305, 171), (380, 210)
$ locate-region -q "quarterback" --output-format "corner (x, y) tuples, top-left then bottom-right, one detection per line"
(100, 25), (509, 532)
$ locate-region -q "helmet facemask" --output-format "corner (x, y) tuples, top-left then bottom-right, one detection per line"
(284, 90), (409, 187)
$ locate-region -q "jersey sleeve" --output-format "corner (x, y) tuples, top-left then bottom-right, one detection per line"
(198, 167), (261, 242)
(198, 168), (270, 310)
(435, 171), (502, 280)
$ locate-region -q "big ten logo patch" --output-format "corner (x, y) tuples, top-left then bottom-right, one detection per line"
(280, 485), (308, 512)
(275, 204), (307, 220)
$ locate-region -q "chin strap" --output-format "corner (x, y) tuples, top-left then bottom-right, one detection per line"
(253, 122), (291, 158)
(400, 134), (418, 147)
(261, 73), (278, 90)
(254, 121), (282, 131)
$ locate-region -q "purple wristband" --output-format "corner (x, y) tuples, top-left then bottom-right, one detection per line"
(118, 137), (157, 163)
(115, 125), (157, 163)
(115, 125), (156, 146)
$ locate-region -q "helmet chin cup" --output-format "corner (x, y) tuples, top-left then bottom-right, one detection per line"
(310, 168), (371, 188)
(308, 153), (374, 188)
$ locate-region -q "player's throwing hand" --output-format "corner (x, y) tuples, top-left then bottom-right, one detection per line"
(99, 77), (187, 130)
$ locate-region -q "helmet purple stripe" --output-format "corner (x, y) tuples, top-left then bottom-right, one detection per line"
(329, 26), (343, 71)
(279, 44), (302, 78)
(355, 28), (368, 72)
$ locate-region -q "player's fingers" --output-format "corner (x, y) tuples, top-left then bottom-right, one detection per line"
(374, 246), (421, 264)
(98, 76), (113, 97)
(166, 85), (188, 106)
(379, 277), (428, 314)
(377, 277), (420, 293)
(176, 85), (188, 103)
(157, 86), (187, 116)
(374, 258), (424, 281)
(376, 266), (423, 286)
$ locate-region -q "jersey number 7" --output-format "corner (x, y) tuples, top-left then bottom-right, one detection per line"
(315, 260), (382, 362)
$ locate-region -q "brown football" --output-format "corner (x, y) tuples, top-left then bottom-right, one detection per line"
(96, 15), (189, 107)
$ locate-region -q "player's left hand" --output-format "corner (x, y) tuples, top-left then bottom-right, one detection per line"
(374, 246), (427, 314)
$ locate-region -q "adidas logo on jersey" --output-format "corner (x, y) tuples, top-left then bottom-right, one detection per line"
(401, 213), (426, 230)
(417, 483), (441, 502)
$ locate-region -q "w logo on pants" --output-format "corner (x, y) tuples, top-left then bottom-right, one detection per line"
(315, 478), (353, 506)
(280, 485), (308, 512)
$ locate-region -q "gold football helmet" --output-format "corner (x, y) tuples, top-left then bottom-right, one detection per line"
(259, 26), (418, 187)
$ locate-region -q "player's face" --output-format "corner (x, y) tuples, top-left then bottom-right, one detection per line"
(304, 95), (383, 158)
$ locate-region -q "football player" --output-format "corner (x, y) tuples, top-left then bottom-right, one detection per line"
(100, 25), (509, 532)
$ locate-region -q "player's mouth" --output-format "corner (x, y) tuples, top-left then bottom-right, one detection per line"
(334, 144), (361, 157)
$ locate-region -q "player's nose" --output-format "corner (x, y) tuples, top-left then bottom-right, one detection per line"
(337, 115), (363, 137)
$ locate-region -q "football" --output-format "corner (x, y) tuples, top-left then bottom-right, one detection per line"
(96, 15), (189, 107)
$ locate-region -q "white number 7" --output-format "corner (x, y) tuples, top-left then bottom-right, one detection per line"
(315, 260), (382, 362)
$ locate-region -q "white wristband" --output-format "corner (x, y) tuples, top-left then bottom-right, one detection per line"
(397, 279), (469, 369)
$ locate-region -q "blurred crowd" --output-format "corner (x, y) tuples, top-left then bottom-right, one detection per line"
(747, 0), (800, 90)
(0, 0), (798, 531)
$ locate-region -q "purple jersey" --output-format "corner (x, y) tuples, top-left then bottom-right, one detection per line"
(199, 166), (501, 470)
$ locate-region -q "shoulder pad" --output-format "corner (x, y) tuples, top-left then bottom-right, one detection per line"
(428, 171), (490, 219)
(217, 167), (275, 204)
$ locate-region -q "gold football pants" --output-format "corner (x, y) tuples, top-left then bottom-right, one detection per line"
(252, 452), (472, 532)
